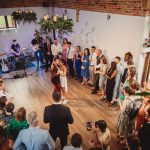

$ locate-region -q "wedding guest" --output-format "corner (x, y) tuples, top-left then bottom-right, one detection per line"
(44, 92), (73, 149)
(124, 52), (133, 63)
(74, 46), (82, 80)
(0, 77), (5, 91)
(51, 57), (61, 93)
(105, 62), (117, 106)
(96, 120), (111, 150)
(11, 39), (21, 56)
(6, 107), (29, 141)
(121, 61), (134, 85)
(62, 38), (69, 61)
(0, 79), (13, 101)
(116, 86), (135, 145)
(63, 133), (83, 150)
(95, 57), (108, 100)
(0, 96), (7, 119)
(118, 67), (137, 102)
(81, 48), (90, 85)
(0, 96), (13, 116)
(138, 108), (150, 150)
(2, 103), (14, 125)
(89, 46), (97, 86)
(14, 111), (55, 150)
(57, 59), (68, 104)
(67, 42), (75, 78)
(111, 56), (124, 105)
(127, 135), (140, 150)
(43, 36), (53, 72)
(90, 120), (111, 150)
(91, 49), (105, 94)
(0, 96), (7, 111)
(136, 95), (150, 131)
(51, 38), (62, 57)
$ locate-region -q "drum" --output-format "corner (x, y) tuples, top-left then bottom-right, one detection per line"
(7, 54), (15, 63)
(15, 56), (23, 70)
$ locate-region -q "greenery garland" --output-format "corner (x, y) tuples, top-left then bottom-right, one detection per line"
(12, 10), (37, 24)
(38, 17), (74, 38)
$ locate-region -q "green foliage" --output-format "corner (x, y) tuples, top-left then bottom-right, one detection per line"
(12, 10), (37, 24)
(38, 17), (74, 36)
(135, 91), (150, 96)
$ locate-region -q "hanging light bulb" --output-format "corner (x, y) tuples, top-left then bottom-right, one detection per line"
(64, 14), (68, 21)
(53, 15), (57, 22)
(44, 14), (49, 21)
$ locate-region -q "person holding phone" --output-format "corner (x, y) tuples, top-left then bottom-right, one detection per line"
(89, 120), (111, 150)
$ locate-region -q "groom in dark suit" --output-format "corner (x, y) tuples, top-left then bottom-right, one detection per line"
(43, 92), (74, 149)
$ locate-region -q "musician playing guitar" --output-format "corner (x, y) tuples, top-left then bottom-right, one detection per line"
(31, 38), (44, 70)
(11, 39), (21, 56)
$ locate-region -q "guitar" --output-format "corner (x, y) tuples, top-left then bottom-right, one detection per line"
(31, 44), (39, 52)
(1, 58), (9, 72)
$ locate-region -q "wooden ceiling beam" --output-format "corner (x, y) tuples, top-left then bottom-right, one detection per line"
(0, 0), (55, 8)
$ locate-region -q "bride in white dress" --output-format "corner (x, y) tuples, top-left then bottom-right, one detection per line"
(57, 59), (68, 104)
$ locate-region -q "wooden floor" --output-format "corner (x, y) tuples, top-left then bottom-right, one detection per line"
(4, 70), (121, 150)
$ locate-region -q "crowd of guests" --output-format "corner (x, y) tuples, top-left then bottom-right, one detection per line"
(38, 36), (150, 150)
(0, 34), (150, 150)
(0, 78), (83, 149)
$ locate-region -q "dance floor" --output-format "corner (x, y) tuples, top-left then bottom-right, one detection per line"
(4, 70), (120, 150)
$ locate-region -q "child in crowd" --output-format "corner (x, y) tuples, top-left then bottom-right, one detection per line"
(2, 103), (15, 125)
(63, 133), (83, 150)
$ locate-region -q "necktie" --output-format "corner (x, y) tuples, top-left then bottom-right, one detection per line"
(67, 48), (71, 58)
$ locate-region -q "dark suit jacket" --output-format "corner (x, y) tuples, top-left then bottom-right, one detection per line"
(43, 42), (52, 55)
(138, 122), (150, 150)
(121, 68), (128, 83)
(96, 54), (104, 65)
(44, 104), (73, 136)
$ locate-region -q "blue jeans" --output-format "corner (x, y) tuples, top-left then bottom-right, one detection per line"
(35, 50), (44, 67)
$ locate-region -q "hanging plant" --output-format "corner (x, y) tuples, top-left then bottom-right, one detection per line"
(38, 15), (74, 38)
(12, 10), (37, 24)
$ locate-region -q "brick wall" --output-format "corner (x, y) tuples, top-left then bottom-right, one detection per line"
(0, 0), (150, 16)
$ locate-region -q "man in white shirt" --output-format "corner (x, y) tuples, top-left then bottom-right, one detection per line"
(67, 42), (75, 78)
(14, 111), (55, 150)
(88, 46), (97, 86)
(51, 38), (62, 57)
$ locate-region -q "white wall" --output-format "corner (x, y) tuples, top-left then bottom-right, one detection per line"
(137, 16), (150, 83)
(0, 7), (146, 80)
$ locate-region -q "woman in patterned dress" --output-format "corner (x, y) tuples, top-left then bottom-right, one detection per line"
(116, 86), (135, 144)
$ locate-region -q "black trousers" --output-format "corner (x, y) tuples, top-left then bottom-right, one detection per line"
(45, 55), (53, 71)
(67, 59), (74, 77)
(106, 79), (115, 102)
(93, 74), (99, 91)
(50, 133), (68, 150)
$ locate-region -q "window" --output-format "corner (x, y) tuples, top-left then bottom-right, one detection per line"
(0, 16), (6, 29)
(0, 15), (17, 30)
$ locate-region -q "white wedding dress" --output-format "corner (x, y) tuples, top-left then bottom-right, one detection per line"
(60, 71), (68, 92)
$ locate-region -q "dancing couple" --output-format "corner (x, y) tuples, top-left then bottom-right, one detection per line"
(51, 56), (68, 104)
